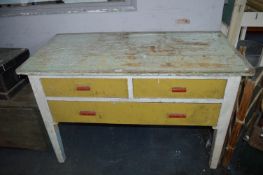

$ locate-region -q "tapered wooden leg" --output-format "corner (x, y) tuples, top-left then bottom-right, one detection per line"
(29, 76), (66, 163)
(209, 77), (241, 169)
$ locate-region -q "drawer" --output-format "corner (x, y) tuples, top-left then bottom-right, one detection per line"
(41, 78), (128, 98)
(133, 79), (226, 99)
(48, 101), (221, 126)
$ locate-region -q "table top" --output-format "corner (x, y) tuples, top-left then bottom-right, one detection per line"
(17, 32), (253, 76)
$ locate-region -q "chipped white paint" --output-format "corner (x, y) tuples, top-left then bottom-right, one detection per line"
(127, 77), (134, 99)
(29, 76), (66, 163)
(210, 76), (241, 169)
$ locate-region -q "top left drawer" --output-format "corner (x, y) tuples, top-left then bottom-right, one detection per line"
(41, 78), (128, 98)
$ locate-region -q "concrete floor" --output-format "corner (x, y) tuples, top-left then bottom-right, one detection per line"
(0, 123), (261, 175)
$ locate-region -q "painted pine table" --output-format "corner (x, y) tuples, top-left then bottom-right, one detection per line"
(17, 32), (253, 169)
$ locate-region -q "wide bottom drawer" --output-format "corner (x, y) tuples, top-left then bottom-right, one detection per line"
(48, 101), (221, 126)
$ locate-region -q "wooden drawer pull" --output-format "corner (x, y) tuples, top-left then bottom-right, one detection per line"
(79, 111), (96, 116)
(171, 87), (187, 93)
(76, 86), (91, 91)
(168, 113), (186, 118)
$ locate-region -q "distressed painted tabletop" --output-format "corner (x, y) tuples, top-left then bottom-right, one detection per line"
(17, 32), (253, 76)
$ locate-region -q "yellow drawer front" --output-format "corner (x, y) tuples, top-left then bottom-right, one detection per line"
(48, 101), (221, 126)
(41, 78), (128, 98)
(133, 79), (226, 99)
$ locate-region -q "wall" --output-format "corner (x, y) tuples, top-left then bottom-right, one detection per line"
(0, 0), (225, 54)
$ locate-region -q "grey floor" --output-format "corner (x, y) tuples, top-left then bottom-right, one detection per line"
(0, 124), (262, 175)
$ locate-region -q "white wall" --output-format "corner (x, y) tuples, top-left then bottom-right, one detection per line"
(0, 0), (225, 54)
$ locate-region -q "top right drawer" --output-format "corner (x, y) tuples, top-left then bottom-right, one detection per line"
(133, 79), (226, 99)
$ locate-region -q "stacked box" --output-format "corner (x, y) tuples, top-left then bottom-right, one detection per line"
(0, 48), (29, 99)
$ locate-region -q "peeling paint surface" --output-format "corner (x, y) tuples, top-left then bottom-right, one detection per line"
(17, 32), (253, 76)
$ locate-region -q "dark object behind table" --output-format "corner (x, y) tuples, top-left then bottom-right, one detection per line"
(0, 84), (48, 150)
(248, 116), (263, 151)
(0, 48), (29, 99)
(0, 48), (48, 150)
(237, 40), (263, 67)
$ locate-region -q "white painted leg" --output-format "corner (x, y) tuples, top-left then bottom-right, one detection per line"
(29, 76), (66, 163)
(258, 49), (263, 67)
(209, 77), (241, 169)
(239, 27), (247, 41)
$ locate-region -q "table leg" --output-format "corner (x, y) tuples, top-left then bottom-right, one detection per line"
(29, 76), (66, 163)
(239, 27), (247, 41)
(210, 77), (241, 169)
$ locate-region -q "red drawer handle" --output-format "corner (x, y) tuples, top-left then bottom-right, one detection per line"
(76, 86), (91, 91)
(168, 113), (186, 118)
(171, 87), (187, 93)
(79, 111), (96, 116)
